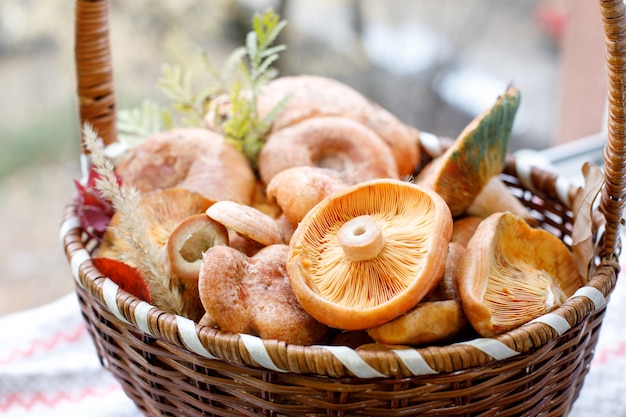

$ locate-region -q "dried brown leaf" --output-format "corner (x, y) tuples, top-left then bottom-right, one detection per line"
(571, 162), (604, 283)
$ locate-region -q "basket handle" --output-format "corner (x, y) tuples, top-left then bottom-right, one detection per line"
(600, 0), (626, 259)
(74, 0), (626, 259)
(75, 0), (117, 151)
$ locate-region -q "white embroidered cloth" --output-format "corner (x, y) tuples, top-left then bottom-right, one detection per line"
(1, 274), (625, 416)
(0, 294), (142, 417)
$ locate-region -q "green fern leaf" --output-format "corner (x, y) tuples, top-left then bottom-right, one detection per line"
(117, 100), (164, 145)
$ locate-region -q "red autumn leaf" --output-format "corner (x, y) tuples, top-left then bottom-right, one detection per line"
(74, 167), (119, 241)
(92, 257), (152, 303)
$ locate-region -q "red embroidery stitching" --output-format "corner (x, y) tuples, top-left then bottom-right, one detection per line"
(0, 324), (87, 365)
(0, 384), (122, 412)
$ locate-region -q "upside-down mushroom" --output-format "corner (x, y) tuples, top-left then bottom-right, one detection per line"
(458, 212), (585, 337)
(287, 179), (453, 330)
(415, 86), (521, 217)
(165, 213), (228, 281)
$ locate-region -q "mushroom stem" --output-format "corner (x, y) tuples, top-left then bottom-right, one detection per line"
(338, 215), (385, 261)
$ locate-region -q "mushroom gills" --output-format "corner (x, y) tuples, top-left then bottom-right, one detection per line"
(458, 211), (584, 337)
(166, 213), (229, 281)
(485, 259), (568, 332)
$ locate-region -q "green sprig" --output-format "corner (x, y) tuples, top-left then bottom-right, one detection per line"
(157, 63), (217, 127)
(117, 100), (169, 146)
(223, 8), (288, 171)
(115, 8), (289, 173)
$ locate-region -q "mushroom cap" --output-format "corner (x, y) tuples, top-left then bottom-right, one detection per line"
(266, 166), (350, 226)
(366, 299), (467, 346)
(259, 75), (421, 177)
(250, 179), (282, 219)
(165, 213), (229, 281)
(258, 116), (399, 185)
(115, 127), (255, 205)
(451, 216), (484, 248)
(93, 188), (213, 321)
(206, 75), (421, 176)
(458, 212), (585, 337)
(415, 86), (521, 217)
(426, 241), (465, 302)
(198, 244), (329, 345)
(198, 312), (217, 328)
(206, 200), (286, 246)
(275, 214), (296, 245)
(368, 242), (468, 346)
(287, 179), (453, 330)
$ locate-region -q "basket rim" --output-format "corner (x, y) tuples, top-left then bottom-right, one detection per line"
(61, 154), (620, 379)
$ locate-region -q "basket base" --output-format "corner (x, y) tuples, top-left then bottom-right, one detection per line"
(76, 284), (607, 417)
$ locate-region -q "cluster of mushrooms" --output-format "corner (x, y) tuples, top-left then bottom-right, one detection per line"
(95, 75), (585, 348)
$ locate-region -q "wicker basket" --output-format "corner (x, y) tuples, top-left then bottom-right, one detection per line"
(61, 1), (626, 416)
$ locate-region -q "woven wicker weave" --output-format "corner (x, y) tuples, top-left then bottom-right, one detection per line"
(61, 0), (625, 415)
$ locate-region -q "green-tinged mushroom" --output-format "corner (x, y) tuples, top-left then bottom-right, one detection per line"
(415, 86), (521, 217)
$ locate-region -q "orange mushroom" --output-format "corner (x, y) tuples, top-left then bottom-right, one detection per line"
(250, 179), (282, 219)
(466, 176), (537, 225)
(165, 213), (228, 282)
(207, 74), (421, 177)
(367, 242), (468, 346)
(415, 86), (521, 217)
(205, 200), (287, 247)
(427, 242), (466, 302)
(115, 127), (256, 205)
(95, 188), (214, 263)
(258, 116), (399, 186)
(266, 166), (350, 226)
(94, 188), (213, 321)
(275, 214), (296, 245)
(451, 216), (484, 248)
(198, 244), (329, 345)
(457, 211), (585, 337)
(366, 299), (467, 346)
(287, 179), (453, 330)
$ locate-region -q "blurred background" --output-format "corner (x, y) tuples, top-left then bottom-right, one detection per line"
(0, 0), (607, 315)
